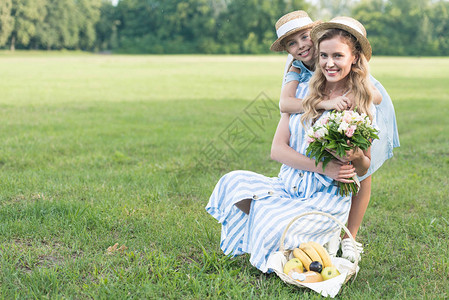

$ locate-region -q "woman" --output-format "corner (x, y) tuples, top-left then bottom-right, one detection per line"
(206, 17), (376, 272)
(276, 16), (400, 262)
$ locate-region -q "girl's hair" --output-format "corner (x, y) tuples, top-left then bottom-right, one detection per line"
(301, 28), (373, 124)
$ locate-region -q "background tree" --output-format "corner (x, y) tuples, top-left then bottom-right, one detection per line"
(428, 0), (449, 56)
(9, 0), (47, 50)
(34, 0), (79, 50)
(352, 0), (399, 55)
(0, 0), (448, 55)
(113, 0), (160, 53)
(216, 0), (310, 54)
(352, 0), (448, 56)
(0, 0), (14, 47)
(312, 0), (355, 21)
(95, 1), (118, 51)
(76, 0), (102, 50)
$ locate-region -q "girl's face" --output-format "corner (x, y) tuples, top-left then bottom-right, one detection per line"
(283, 29), (315, 66)
(318, 36), (358, 84)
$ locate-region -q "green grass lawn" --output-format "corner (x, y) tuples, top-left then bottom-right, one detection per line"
(0, 52), (448, 299)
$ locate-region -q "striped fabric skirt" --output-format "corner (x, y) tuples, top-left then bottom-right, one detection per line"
(206, 170), (351, 273)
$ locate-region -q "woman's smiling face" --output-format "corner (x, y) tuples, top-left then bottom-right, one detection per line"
(318, 36), (358, 84)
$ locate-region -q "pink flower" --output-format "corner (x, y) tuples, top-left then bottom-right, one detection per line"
(320, 116), (329, 125)
(345, 125), (357, 137)
(307, 137), (315, 144)
(342, 111), (353, 124)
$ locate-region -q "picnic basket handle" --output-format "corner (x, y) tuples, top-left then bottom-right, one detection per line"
(278, 210), (360, 277)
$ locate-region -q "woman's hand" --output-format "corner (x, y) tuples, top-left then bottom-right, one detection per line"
(326, 141), (371, 177)
(323, 160), (357, 183)
(326, 145), (364, 163)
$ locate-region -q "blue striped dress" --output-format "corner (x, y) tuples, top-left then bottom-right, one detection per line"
(206, 112), (351, 273)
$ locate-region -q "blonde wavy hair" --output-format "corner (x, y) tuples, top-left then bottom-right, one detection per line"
(301, 28), (373, 125)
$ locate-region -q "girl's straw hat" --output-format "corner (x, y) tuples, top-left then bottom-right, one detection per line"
(310, 16), (372, 61)
(270, 11), (321, 52)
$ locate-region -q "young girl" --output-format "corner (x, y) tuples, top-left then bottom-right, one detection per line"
(206, 17), (376, 273)
(271, 13), (400, 262)
(270, 11), (362, 113)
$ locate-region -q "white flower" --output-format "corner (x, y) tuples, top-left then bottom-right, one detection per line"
(307, 127), (315, 139)
(314, 127), (328, 140)
(354, 112), (364, 123)
(329, 111), (341, 122)
(361, 113), (368, 123)
(338, 121), (349, 133)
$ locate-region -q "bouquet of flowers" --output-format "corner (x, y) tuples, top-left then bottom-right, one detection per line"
(306, 110), (379, 196)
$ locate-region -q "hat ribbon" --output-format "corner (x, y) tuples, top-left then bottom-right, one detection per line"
(276, 17), (313, 38)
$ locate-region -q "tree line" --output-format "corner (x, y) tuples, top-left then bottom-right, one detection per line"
(0, 0), (448, 56)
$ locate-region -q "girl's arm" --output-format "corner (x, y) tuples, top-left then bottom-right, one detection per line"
(371, 82), (382, 105)
(279, 67), (304, 113)
(280, 67), (353, 113)
(320, 96), (353, 111)
(271, 114), (357, 183)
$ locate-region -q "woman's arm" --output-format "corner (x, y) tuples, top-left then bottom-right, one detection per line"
(271, 114), (357, 183)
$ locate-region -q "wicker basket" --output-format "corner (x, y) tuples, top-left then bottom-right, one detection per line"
(266, 211), (360, 298)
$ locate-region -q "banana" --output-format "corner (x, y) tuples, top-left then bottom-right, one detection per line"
(307, 241), (333, 268)
(299, 242), (323, 265)
(292, 248), (313, 271)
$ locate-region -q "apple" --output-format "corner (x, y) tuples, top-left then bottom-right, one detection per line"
(283, 258), (303, 274)
(321, 266), (340, 280)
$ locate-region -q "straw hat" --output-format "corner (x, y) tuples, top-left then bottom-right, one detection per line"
(310, 16), (372, 61)
(270, 11), (321, 52)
